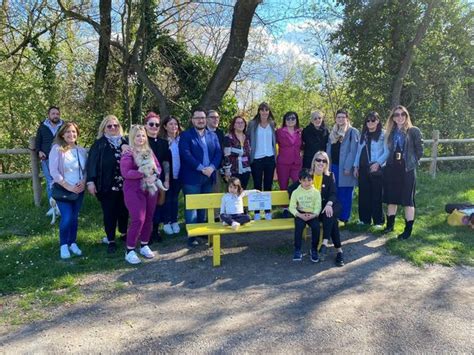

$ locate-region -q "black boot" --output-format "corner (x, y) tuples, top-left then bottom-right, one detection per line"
(397, 220), (414, 240)
(383, 215), (395, 233)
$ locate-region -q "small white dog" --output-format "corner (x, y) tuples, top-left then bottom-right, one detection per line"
(135, 150), (168, 194)
(47, 197), (60, 224)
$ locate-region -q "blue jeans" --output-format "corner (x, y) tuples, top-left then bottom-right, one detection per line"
(182, 180), (213, 225)
(56, 192), (84, 246)
(41, 159), (53, 200)
(162, 179), (181, 224)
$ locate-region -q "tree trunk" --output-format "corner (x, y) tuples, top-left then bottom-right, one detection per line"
(199, 0), (262, 110)
(390, 0), (437, 108)
(94, 0), (112, 113)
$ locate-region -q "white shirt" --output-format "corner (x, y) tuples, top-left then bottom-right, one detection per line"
(63, 148), (85, 185)
(254, 124), (273, 159)
(220, 190), (258, 215)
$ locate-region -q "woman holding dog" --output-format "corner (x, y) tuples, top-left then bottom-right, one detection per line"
(120, 125), (161, 264)
(353, 112), (389, 227)
(86, 115), (128, 254)
(383, 105), (423, 240)
(49, 122), (87, 259)
(144, 111), (171, 242)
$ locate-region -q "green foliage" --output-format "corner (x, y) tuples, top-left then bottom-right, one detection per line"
(332, 0), (474, 135)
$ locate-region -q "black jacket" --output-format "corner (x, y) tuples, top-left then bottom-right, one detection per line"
(86, 136), (128, 194)
(148, 136), (171, 180)
(302, 124), (329, 169)
(35, 121), (63, 156)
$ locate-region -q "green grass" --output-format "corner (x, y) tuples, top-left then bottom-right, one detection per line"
(1, 170), (473, 325)
(348, 169), (474, 266)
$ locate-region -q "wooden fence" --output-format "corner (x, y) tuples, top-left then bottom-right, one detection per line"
(0, 131), (473, 206)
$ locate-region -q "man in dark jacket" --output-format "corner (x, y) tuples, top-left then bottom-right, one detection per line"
(179, 107), (222, 246)
(35, 106), (64, 213)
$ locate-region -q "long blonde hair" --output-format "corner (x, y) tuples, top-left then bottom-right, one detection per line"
(53, 122), (80, 151)
(385, 105), (413, 144)
(129, 125), (151, 152)
(97, 114), (124, 139)
(310, 151), (331, 176)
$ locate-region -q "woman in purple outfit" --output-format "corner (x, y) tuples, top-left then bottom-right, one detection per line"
(120, 125), (161, 264)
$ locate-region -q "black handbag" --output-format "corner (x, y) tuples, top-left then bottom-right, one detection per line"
(51, 149), (84, 202)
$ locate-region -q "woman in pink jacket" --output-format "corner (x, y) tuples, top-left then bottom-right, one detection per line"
(276, 111), (303, 217)
(120, 125), (161, 264)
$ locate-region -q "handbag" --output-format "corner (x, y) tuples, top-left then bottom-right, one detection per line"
(51, 149), (83, 202)
(157, 188), (166, 206)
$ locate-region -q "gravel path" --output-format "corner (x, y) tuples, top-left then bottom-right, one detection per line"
(1, 231), (473, 353)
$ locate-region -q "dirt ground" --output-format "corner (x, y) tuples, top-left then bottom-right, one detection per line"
(1, 230), (473, 353)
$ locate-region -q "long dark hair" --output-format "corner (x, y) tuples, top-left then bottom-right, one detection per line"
(360, 111), (382, 144)
(228, 115), (247, 135)
(159, 115), (182, 139)
(252, 102), (275, 123)
(282, 111), (300, 129)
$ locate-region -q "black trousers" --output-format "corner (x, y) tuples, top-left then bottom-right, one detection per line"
(358, 166), (384, 225)
(97, 190), (129, 242)
(319, 211), (342, 248)
(294, 216), (320, 251)
(220, 213), (251, 225)
(234, 172), (251, 190)
(251, 156), (275, 213)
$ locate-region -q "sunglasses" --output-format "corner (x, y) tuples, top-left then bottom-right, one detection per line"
(393, 112), (407, 118)
(366, 118), (378, 123)
(147, 122), (160, 127)
(106, 124), (119, 129)
(313, 116), (322, 120)
(314, 158), (327, 164)
(285, 116), (297, 121)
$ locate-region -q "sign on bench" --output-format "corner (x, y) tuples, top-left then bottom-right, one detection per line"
(247, 192), (272, 211)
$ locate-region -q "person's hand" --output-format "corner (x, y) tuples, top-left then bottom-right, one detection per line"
(370, 163), (380, 172)
(121, 144), (131, 154)
(202, 167), (214, 177)
(353, 167), (359, 178)
(343, 169), (351, 176)
(322, 204), (333, 218)
(38, 151), (47, 160)
(144, 175), (157, 184)
(75, 181), (85, 193)
(87, 182), (97, 196)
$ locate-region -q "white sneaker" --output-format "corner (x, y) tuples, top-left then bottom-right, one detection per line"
(254, 213), (261, 221)
(373, 224), (384, 230)
(139, 245), (155, 259)
(69, 243), (82, 256)
(163, 223), (173, 235)
(231, 221), (240, 231)
(60, 244), (71, 259)
(46, 208), (54, 216)
(265, 212), (272, 220)
(102, 237), (109, 244)
(171, 222), (180, 233)
(125, 250), (141, 264)
(223, 221), (228, 226)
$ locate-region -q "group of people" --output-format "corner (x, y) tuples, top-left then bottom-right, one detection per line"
(35, 102), (423, 265)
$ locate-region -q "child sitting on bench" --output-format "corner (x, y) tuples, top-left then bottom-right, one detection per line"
(220, 177), (259, 230)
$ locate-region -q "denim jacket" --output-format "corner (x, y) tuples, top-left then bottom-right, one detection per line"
(353, 131), (389, 168)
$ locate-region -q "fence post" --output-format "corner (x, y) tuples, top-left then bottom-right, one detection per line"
(429, 130), (439, 178)
(29, 137), (42, 207)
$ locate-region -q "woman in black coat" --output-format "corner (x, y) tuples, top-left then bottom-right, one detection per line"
(288, 151), (344, 267)
(86, 115), (129, 253)
(301, 110), (329, 169)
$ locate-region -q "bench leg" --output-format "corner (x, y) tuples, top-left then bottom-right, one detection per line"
(208, 235), (212, 246)
(212, 234), (221, 267)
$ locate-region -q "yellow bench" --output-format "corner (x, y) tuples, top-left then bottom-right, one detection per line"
(185, 190), (294, 267)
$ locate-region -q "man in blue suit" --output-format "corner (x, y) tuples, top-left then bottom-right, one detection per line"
(179, 107), (222, 246)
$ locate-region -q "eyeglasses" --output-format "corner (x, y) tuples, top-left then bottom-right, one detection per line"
(106, 124), (119, 129)
(366, 118), (378, 123)
(393, 112), (407, 118)
(192, 116), (206, 120)
(285, 116), (297, 121)
(207, 116), (219, 119)
(147, 122), (160, 127)
(314, 158), (327, 164)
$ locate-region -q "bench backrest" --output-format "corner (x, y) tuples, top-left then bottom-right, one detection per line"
(185, 190), (290, 222)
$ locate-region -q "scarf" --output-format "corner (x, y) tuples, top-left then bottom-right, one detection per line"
(329, 122), (350, 144)
(105, 134), (123, 149)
